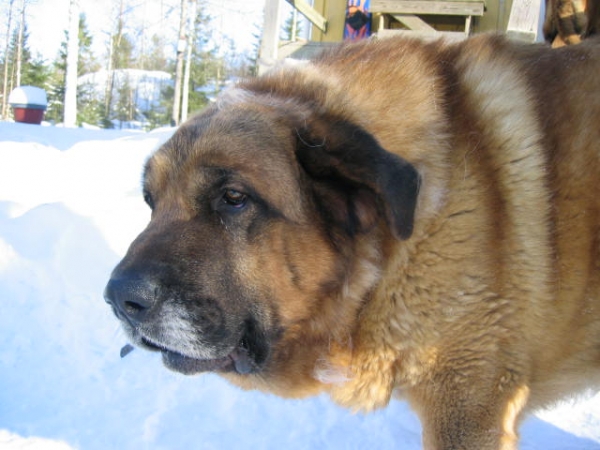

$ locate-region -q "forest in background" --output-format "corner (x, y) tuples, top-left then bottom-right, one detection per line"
(0, 0), (267, 130)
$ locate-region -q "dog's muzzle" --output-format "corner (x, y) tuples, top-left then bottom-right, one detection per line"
(104, 272), (267, 376)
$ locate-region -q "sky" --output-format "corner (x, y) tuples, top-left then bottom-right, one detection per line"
(15, 0), (267, 63)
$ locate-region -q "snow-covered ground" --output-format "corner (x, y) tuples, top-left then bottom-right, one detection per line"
(0, 121), (599, 449)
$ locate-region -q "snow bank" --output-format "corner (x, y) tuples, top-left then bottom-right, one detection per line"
(0, 430), (74, 450)
(0, 121), (598, 449)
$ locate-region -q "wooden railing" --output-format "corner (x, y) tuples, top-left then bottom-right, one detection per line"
(371, 0), (485, 40)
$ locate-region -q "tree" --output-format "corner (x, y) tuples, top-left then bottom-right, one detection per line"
(22, 58), (50, 87)
(5, 25), (32, 85)
(138, 34), (169, 72)
(1, 0), (16, 119)
(63, 0), (79, 127)
(114, 74), (135, 126)
(105, 0), (130, 123)
(14, 0), (25, 87)
(77, 14), (101, 75)
(1, 14), (49, 98)
(171, 0), (188, 126)
(182, 0), (218, 115)
(45, 13), (100, 125)
(181, 0), (197, 123)
(282, 9), (302, 42)
(73, 13), (102, 126)
(111, 32), (135, 70)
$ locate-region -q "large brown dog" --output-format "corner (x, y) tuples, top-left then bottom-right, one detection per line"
(104, 35), (600, 449)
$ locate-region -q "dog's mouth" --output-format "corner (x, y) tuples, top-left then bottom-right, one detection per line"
(138, 336), (256, 375)
(124, 319), (269, 376)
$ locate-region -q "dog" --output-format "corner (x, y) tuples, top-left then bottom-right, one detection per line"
(544, 0), (600, 46)
(104, 34), (600, 449)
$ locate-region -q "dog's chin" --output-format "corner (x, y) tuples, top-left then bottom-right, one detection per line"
(130, 334), (259, 376)
(161, 346), (255, 375)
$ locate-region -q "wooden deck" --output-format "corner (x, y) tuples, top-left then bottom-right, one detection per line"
(371, 0), (486, 39)
(257, 0), (545, 73)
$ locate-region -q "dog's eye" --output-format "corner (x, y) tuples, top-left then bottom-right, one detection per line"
(222, 189), (248, 208)
(143, 190), (154, 210)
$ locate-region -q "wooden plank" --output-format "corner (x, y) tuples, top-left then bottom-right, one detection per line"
(391, 14), (437, 31)
(464, 14), (472, 34)
(311, 0), (346, 42)
(370, 0), (484, 16)
(506, 0), (542, 42)
(286, 0), (328, 32)
(258, 0), (283, 74)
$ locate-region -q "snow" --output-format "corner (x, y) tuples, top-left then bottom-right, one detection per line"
(7, 87), (48, 108)
(0, 121), (599, 449)
(78, 69), (172, 114)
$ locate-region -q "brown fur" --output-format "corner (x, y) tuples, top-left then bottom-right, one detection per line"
(105, 35), (600, 449)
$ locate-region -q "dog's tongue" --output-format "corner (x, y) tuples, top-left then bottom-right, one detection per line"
(229, 347), (253, 375)
(120, 343), (135, 358)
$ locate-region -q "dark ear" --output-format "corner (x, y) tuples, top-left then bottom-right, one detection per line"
(296, 119), (420, 240)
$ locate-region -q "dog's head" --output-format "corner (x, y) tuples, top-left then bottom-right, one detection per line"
(104, 90), (420, 396)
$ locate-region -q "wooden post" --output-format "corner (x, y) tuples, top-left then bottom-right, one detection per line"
(259, 0), (283, 74)
(311, 0), (346, 42)
(507, 0), (543, 42)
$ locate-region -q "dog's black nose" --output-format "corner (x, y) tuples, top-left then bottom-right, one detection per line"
(104, 276), (158, 325)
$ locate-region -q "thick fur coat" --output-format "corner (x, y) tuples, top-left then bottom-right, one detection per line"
(105, 35), (600, 449)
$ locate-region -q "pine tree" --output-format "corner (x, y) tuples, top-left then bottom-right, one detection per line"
(244, 22), (263, 78)
(77, 14), (100, 75)
(4, 26), (29, 88)
(22, 57), (50, 87)
(104, 0), (134, 125)
(74, 13), (102, 126)
(45, 13), (101, 125)
(114, 74), (135, 126)
(111, 32), (135, 70)
(282, 9), (302, 42)
(1, 21), (49, 90)
(138, 34), (169, 72)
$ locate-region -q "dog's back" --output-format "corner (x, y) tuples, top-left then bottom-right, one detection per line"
(304, 33), (600, 437)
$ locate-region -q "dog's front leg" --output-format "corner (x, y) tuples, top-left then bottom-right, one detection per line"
(407, 371), (529, 450)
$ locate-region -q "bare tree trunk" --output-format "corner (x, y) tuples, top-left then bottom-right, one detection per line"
(181, 0), (197, 123)
(104, 0), (124, 125)
(15, 0), (25, 87)
(63, 0), (79, 127)
(172, 0), (188, 126)
(104, 36), (113, 121)
(1, 0), (15, 119)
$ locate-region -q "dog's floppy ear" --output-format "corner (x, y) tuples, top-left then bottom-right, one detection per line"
(296, 119), (420, 240)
